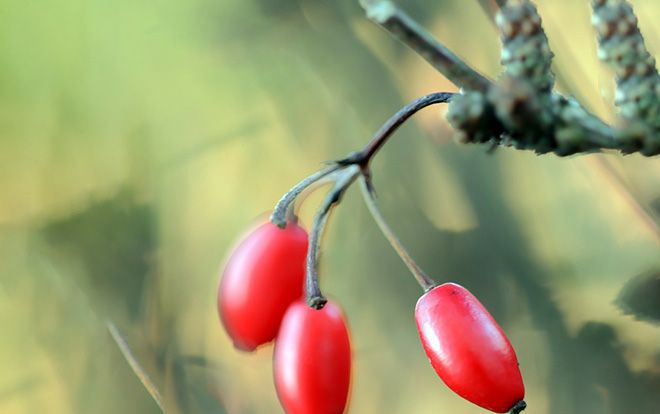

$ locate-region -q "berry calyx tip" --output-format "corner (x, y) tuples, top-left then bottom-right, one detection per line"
(510, 400), (527, 414)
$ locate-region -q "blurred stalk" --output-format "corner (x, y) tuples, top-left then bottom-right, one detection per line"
(107, 321), (164, 412)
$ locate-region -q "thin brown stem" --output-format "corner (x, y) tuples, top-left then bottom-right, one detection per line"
(337, 92), (455, 168)
(359, 174), (436, 291)
(306, 166), (360, 309)
(271, 165), (342, 228)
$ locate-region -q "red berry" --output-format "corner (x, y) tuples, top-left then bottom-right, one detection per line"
(218, 221), (308, 351)
(415, 283), (524, 413)
(274, 301), (351, 414)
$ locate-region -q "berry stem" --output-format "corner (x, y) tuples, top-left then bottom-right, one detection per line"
(271, 165), (342, 228)
(275, 92), (453, 297)
(288, 168), (341, 222)
(337, 92), (454, 168)
(359, 174), (436, 292)
(306, 166), (360, 309)
(274, 92), (454, 228)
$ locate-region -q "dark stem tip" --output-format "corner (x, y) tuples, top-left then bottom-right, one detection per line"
(270, 217), (287, 229)
(510, 400), (527, 414)
(307, 296), (328, 310)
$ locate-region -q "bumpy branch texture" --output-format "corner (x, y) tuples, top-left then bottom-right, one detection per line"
(592, 0), (660, 154)
(363, 0), (659, 156)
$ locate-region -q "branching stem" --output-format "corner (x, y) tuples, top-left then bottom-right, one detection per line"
(276, 92), (454, 302)
(271, 165), (342, 228)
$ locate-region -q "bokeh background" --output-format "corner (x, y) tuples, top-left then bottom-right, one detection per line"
(1, 0), (659, 413)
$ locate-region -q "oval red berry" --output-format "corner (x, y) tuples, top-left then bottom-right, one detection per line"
(415, 283), (524, 413)
(218, 221), (308, 351)
(274, 301), (351, 414)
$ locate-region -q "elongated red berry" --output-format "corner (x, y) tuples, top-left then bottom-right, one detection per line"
(415, 283), (525, 413)
(218, 221), (308, 351)
(274, 301), (351, 414)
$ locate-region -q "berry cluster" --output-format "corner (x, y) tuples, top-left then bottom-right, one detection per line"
(218, 218), (525, 413)
(219, 221), (351, 414)
(217, 92), (527, 413)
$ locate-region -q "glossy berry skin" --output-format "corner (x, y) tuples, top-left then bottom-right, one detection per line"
(218, 221), (308, 351)
(274, 301), (351, 414)
(415, 283), (524, 413)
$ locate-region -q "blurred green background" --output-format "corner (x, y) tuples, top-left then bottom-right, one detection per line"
(1, 0), (659, 413)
